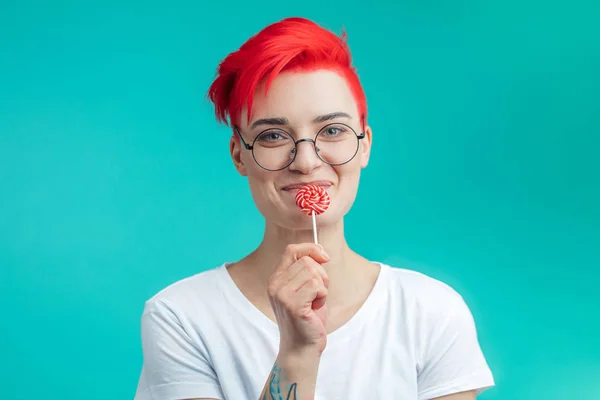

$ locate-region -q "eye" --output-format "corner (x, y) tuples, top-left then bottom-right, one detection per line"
(255, 130), (293, 147)
(266, 132), (282, 140)
(324, 127), (344, 136)
(257, 131), (285, 142)
(318, 125), (349, 141)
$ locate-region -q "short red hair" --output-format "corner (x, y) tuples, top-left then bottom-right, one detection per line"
(207, 17), (367, 128)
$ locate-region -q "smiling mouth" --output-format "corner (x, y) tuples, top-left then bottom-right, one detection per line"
(283, 186), (331, 194)
(282, 182), (333, 192)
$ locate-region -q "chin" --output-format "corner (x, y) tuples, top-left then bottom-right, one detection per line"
(279, 208), (342, 230)
(258, 196), (349, 229)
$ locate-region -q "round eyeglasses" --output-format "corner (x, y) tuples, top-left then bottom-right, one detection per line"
(233, 123), (366, 171)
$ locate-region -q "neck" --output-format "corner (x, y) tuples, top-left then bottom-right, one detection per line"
(241, 219), (369, 310)
(260, 218), (350, 262)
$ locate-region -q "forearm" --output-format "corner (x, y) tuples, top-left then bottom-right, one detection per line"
(258, 350), (322, 400)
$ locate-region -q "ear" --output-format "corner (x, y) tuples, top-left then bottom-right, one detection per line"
(359, 125), (373, 168)
(230, 131), (248, 176)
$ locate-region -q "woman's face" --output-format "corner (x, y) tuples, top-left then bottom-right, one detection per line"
(230, 69), (372, 230)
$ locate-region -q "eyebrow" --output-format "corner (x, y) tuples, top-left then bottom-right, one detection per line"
(249, 111), (352, 130)
(312, 111), (352, 124)
(250, 117), (289, 130)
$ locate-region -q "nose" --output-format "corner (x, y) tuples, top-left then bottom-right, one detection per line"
(288, 138), (322, 174)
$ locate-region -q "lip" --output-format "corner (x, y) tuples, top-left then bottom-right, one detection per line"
(282, 180), (334, 191)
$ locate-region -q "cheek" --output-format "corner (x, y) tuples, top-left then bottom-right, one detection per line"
(247, 171), (270, 192)
(246, 168), (281, 201)
(332, 165), (361, 198)
(243, 153), (270, 178)
(335, 159), (362, 181)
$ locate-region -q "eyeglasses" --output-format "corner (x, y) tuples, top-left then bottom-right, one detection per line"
(233, 123), (366, 171)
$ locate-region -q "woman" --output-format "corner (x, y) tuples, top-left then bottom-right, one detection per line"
(134, 17), (495, 400)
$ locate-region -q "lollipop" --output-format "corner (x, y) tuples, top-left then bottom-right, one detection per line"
(295, 184), (331, 244)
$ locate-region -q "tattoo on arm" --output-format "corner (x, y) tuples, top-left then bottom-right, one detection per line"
(261, 363), (298, 400)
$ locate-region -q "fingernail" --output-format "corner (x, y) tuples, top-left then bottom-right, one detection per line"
(315, 244), (329, 260)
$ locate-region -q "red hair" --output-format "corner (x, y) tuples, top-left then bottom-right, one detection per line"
(207, 17), (367, 128)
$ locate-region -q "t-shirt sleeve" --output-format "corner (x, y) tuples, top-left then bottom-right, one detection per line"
(416, 289), (495, 400)
(134, 298), (225, 400)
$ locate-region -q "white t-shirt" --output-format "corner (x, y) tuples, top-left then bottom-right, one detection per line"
(134, 262), (495, 400)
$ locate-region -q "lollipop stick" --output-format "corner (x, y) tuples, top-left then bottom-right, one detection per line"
(312, 210), (318, 244)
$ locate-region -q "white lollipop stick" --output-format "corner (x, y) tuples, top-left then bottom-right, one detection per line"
(312, 210), (318, 244)
(295, 185), (329, 245)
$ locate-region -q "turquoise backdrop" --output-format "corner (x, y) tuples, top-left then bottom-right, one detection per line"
(1, 1), (598, 399)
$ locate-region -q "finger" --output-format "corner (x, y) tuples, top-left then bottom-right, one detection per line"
(314, 262), (329, 289)
(312, 295), (327, 311)
(268, 244), (329, 297)
(286, 256), (329, 289)
(293, 277), (328, 311)
(282, 243), (329, 267)
(287, 263), (325, 292)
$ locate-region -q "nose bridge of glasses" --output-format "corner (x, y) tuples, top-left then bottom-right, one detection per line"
(290, 135), (321, 168)
(294, 137), (316, 146)
(293, 136), (319, 156)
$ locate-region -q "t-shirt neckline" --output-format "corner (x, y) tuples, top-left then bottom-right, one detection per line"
(218, 261), (389, 343)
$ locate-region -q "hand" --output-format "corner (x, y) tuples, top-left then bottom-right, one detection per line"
(267, 243), (330, 355)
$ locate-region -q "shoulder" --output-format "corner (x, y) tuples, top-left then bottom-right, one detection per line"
(384, 264), (465, 305)
(142, 264), (227, 318)
(382, 263), (474, 325)
(381, 265), (495, 396)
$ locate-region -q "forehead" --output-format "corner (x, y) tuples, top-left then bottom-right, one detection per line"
(242, 69), (359, 128)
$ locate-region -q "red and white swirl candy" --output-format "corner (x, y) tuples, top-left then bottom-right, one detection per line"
(295, 184), (331, 216)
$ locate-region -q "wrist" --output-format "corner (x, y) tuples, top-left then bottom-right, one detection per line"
(273, 347), (322, 400)
(279, 343), (323, 359)
(278, 346), (322, 372)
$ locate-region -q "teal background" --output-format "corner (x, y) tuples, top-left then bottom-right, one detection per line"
(1, 1), (598, 399)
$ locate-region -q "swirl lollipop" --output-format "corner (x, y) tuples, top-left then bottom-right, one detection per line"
(295, 184), (331, 244)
